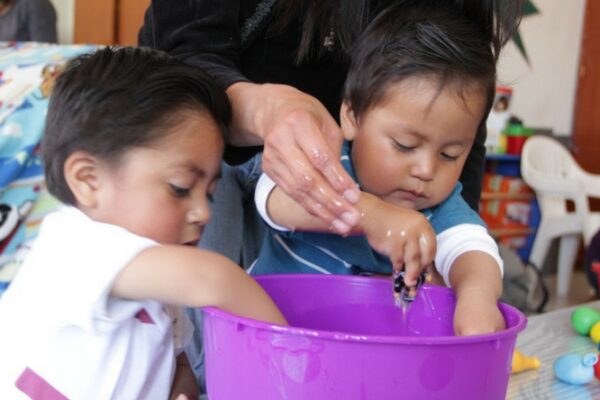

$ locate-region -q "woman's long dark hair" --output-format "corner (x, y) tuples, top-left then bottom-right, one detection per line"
(273, 0), (523, 63)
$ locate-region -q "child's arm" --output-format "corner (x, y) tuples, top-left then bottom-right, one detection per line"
(169, 353), (198, 400)
(110, 246), (287, 326)
(264, 182), (436, 286)
(449, 251), (505, 336)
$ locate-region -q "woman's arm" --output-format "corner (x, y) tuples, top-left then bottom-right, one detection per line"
(227, 81), (361, 229)
(140, 1), (360, 226)
(139, 0), (247, 87)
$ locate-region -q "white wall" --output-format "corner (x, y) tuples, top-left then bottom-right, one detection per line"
(497, 0), (586, 136)
(49, 0), (74, 44)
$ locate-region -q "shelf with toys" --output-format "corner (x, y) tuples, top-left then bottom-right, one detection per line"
(481, 86), (546, 263)
(481, 148), (540, 263)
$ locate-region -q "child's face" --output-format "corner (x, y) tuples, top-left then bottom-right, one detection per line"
(93, 111), (223, 245)
(342, 78), (486, 210)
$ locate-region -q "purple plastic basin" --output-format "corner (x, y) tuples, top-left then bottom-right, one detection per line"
(203, 274), (527, 399)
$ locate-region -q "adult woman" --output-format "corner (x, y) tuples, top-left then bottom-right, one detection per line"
(140, 1), (522, 267)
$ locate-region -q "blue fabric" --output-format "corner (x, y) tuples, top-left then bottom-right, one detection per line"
(251, 141), (484, 276)
(197, 153), (265, 267)
(0, 42), (97, 296)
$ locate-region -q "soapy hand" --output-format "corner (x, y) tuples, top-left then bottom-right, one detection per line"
(358, 193), (436, 286)
(257, 84), (361, 233)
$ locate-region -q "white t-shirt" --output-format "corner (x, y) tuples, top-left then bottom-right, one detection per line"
(0, 206), (190, 399)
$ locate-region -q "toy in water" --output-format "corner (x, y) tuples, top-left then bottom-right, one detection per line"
(554, 353), (598, 385)
(393, 270), (428, 304)
(512, 350), (541, 374)
(571, 306), (600, 336)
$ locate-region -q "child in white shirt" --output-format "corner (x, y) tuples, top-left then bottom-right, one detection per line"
(0, 46), (286, 399)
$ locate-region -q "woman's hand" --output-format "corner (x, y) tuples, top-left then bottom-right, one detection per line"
(227, 82), (361, 234)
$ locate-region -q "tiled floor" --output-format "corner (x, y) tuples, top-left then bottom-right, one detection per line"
(540, 269), (597, 312)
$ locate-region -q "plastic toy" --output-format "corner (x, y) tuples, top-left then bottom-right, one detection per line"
(512, 350), (541, 374)
(571, 307), (600, 336)
(590, 321), (600, 343)
(554, 353), (598, 385)
(393, 270), (428, 303)
(594, 356), (600, 381)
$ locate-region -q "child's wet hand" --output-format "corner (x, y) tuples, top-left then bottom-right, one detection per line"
(453, 297), (506, 336)
(359, 198), (436, 285)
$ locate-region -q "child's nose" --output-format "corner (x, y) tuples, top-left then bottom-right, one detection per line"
(187, 197), (211, 225)
(410, 155), (435, 181)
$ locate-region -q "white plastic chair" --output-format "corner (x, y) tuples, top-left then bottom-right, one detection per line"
(520, 135), (600, 297)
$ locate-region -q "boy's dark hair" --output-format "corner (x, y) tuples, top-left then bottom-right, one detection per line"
(42, 46), (231, 205)
(344, 0), (501, 122)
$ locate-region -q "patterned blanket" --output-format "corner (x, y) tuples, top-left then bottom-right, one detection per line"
(0, 42), (97, 296)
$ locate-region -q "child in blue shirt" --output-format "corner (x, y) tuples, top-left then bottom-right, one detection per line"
(252, 0), (506, 336)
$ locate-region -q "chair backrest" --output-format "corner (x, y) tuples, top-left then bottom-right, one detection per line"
(521, 136), (580, 187)
(521, 135), (583, 211)
(521, 135), (600, 245)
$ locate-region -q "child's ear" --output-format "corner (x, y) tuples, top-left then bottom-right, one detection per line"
(63, 151), (101, 208)
(340, 101), (359, 141)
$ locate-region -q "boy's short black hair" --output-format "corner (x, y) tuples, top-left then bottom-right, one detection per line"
(344, 0), (498, 122)
(42, 46), (231, 205)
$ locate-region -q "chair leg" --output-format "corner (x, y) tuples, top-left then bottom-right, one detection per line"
(556, 234), (581, 297)
(529, 223), (552, 271)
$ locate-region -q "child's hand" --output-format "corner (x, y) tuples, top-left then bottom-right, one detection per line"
(448, 252), (505, 336)
(454, 295), (506, 336)
(358, 193), (436, 286)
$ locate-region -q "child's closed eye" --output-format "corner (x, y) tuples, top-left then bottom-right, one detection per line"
(393, 140), (416, 152)
(169, 183), (191, 198)
(440, 152), (460, 161)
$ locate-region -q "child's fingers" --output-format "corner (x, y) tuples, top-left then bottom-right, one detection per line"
(401, 241), (421, 287)
(390, 243), (405, 273)
(418, 231), (436, 267)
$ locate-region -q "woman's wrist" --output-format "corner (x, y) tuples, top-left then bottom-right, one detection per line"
(226, 81), (266, 146)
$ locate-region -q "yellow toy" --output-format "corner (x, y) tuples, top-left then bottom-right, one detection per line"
(512, 350), (541, 374)
(590, 321), (600, 343)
